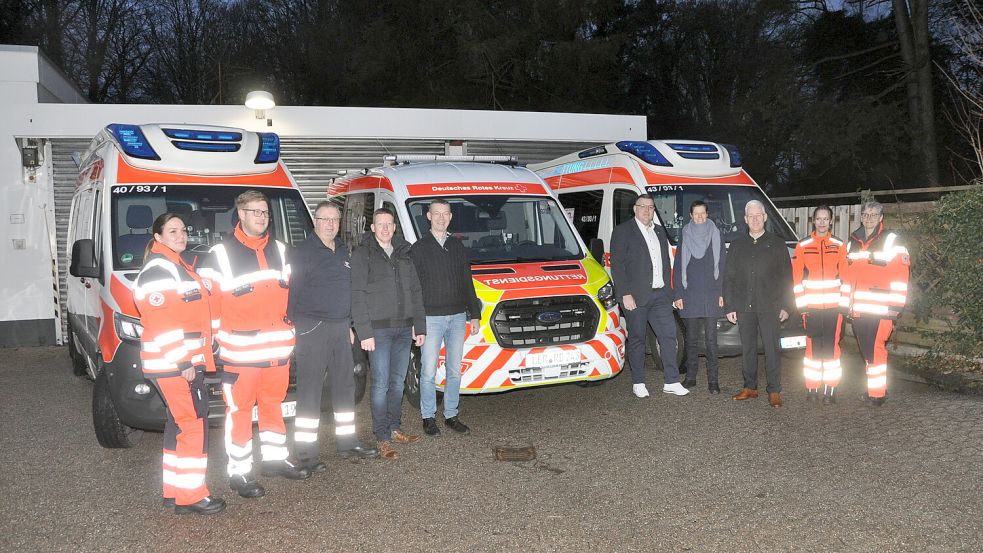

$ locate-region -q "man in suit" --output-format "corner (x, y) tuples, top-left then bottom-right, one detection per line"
(610, 194), (689, 398)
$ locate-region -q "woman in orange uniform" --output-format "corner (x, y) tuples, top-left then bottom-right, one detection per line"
(134, 213), (225, 515)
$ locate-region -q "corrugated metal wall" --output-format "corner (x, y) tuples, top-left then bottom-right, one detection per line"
(51, 138), (94, 343)
(48, 135), (601, 340)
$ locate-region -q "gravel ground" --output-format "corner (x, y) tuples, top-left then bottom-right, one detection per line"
(1, 344), (981, 553)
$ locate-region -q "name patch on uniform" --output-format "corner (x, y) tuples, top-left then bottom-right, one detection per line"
(149, 292), (165, 307)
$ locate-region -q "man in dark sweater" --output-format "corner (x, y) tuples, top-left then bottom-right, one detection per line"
(723, 200), (795, 408)
(409, 199), (482, 437)
(288, 202), (378, 471)
(351, 208), (427, 460)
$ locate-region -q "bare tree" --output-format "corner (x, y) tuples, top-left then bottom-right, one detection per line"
(938, 0), (983, 178)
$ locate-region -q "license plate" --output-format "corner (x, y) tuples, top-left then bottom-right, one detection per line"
(780, 335), (807, 350)
(251, 401), (296, 422)
(526, 349), (580, 368)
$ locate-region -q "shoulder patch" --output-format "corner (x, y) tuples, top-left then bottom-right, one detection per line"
(148, 292), (165, 307)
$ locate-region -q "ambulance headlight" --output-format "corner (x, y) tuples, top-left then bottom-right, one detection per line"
(597, 282), (617, 310)
(114, 312), (144, 343)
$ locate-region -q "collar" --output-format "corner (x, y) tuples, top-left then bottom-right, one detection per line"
(634, 217), (655, 233)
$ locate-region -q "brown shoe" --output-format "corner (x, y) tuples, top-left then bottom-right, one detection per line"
(391, 429), (420, 444)
(732, 388), (759, 401)
(378, 441), (399, 460)
(768, 392), (783, 408)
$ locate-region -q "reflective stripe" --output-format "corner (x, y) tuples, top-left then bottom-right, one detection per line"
(220, 345), (295, 363)
(823, 359), (841, 369)
(799, 238), (814, 246)
(223, 269), (286, 291)
(797, 293), (843, 306)
(336, 424), (356, 436)
(853, 303), (890, 315)
(890, 281), (908, 291)
(868, 375), (887, 388)
(209, 244), (234, 280)
(854, 291), (906, 304)
(849, 252), (870, 260)
(793, 285), (805, 294)
(211, 319), (221, 329)
(294, 431), (318, 443)
(153, 328), (186, 348)
(259, 431), (287, 445)
(217, 329), (295, 347)
(828, 236), (844, 245)
(224, 382), (254, 477)
(260, 444), (289, 461)
(838, 296), (851, 308)
(803, 357), (822, 368)
(803, 279), (841, 290)
(294, 417), (320, 429)
(162, 470), (206, 489)
(803, 367), (823, 381)
(334, 411), (355, 423)
(867, 364), (887, 376)
(163, 453), (208, 470)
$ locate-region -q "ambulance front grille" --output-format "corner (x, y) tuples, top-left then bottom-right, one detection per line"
(491, 296), (598, 348)
(509, 362), (590, 384)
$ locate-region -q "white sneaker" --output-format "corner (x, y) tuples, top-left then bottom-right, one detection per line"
(663, 382), (690, 396)
(632, 383), (650, 398)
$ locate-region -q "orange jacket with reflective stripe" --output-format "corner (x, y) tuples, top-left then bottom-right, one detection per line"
(134, 242), (218, 379)
(841, 223), (910, 319)
(198, 225), (294, 367)
(792, 232), (847, 312)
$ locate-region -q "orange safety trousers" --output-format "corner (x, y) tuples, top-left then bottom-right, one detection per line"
(221, 364), (290, 477)
(852, 317), (893, 398)
(802, 310), (844, 390)
(154, 373), (210, 506)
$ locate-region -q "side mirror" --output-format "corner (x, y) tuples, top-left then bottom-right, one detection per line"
(589, 238), (605, 265)
(70, 239), (100, 278)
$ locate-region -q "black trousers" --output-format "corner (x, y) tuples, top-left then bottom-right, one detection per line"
(737, 311), (782, 393)
(624, 287), (680, 385)
(293, 317), (358, 462)
(684, 317), (719, 384)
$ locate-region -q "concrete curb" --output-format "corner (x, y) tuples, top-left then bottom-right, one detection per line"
(890, 343), (983, 396)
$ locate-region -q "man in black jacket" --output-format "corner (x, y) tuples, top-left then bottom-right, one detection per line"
(610, 194), (689, 398)
(409, 199), (482, 437)
(351, 208), (427, 460)
(288, 202), (378, 472)
(723, 200), (794, 408)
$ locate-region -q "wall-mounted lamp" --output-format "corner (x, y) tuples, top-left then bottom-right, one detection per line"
(245, 90), (275, 123)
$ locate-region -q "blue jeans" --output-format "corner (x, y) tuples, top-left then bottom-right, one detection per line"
(420, 312), (467, 420)
(368, 326), (412, 441)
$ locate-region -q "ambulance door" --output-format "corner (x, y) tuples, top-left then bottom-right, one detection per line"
(67, 184), (100, 354)
(87, 186), (105, 346)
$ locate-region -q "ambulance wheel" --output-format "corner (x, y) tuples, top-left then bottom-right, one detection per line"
(647, 318), (687, 373)
(404, 346), (422, 409)
(353, 342), (367, 405)
(576, 379), (606, 387)
(67, 321), (88, 378)
(92, 368), (143, 448)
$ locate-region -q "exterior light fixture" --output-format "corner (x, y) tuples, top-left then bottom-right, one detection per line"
(245, 90), (275, 120)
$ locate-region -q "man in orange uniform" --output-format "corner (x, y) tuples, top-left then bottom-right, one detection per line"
(199, 190), (310, 498)
(840, 201), (910, 407)
(792, 206), (847, 404)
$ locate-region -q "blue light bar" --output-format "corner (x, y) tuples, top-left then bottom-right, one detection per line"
(107, 124), (159, 160)
(255, 133), (280, 164)
(163, 128), (242, 142)
(171, 141), (240, 152)
(667, 142), (718, 152)
(616, 141), (672, 167)
(678, 152), (720, 160)
(721, 144), (743, 167)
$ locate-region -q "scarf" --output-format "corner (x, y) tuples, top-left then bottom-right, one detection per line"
(234, 223), (271, 268)
(680, 219), (721, 289)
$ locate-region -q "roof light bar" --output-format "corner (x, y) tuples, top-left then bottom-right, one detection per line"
(678, 152), (721, 160)
(616, 141), (672, 167)
(163, 128), (242, 142)
(172, 141), (240, 153)
(721, 144), (743, 167)
(667, 142), (718, 152)
(255, 133), (280, 164)
(107, 124), (160, 161)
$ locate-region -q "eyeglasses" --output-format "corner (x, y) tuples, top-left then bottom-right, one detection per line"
(634, 204), (656, 211)
(242, 209), (270, 219)
(314, 217), (341, 223)
(860, 212), (882, 219)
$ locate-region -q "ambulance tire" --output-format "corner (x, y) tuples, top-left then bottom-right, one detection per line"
(576, 379), (606, 387)
(646, 318), (687, 374)
(404, 346), (422, 409)
(92, 368), (143, 449)
(67, 321), (88, 378)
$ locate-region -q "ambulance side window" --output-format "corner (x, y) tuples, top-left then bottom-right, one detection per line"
(558, 190), (603, 241)
(612, 189), (636, 227)
(342, 192), (374, 248)
(92, 189), (103, 277)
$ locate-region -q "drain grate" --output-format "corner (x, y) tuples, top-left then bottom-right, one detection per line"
(493, 445), (537, 462)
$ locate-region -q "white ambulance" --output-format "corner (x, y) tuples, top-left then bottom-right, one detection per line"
(327, 155), (625, 405)
(530, 140), (807, 365)
(66, 123), (321, 448)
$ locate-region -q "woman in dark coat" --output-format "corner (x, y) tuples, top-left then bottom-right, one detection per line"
(672, 200), (727, 393)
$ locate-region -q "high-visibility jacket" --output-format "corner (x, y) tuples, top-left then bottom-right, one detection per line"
(198, 225), (294, 366)
(134, 241), (218, 379)
(841, 223), (910, 319)
(792, 231), (847, 312)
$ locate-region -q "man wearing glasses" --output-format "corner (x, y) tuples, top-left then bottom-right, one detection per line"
(610, 194), (689, 398)
(198, 190), (310, 500)
(288, 202), (379, 472)
(841, 201), (910, 407)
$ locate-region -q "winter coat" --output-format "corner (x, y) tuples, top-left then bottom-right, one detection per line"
(672, 240), (727, 319)
(350, 233), (426, 339)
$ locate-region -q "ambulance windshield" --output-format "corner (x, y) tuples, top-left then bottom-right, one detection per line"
(406, 195), (584, 265)
(110, 184), (312, 270)
(644, 184), (797, 245)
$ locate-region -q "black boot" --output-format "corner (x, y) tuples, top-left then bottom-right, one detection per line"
(261, 459), (312, 480)
(175, 496), (226, 515)
(708, 382), (721, 395)
(822, 386), (836, 405)
(806, 389), (819, 403)
(229, 474), (266, 498)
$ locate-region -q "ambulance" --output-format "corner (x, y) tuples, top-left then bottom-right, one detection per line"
(66, 123), (319, 448)
(529, 140), (807, 363)
(326, 155), (625, 403)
